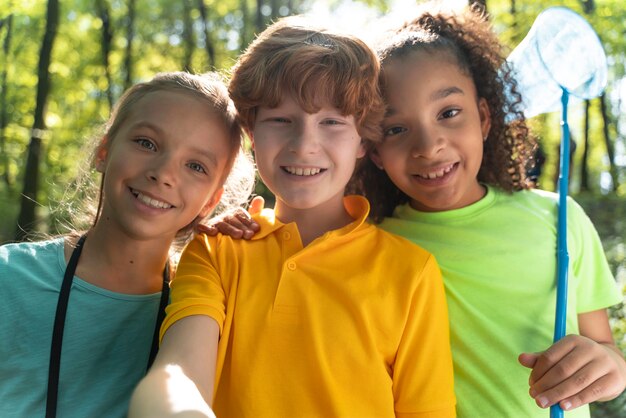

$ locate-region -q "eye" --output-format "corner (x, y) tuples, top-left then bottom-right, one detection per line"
(383, 126), (406, 137)
(269, 117), (290, 123)
(134, 137), (157, 151)
(321, 119), (344, 126)
(187, 162), (207, 174)
(440, 108), (460, 119)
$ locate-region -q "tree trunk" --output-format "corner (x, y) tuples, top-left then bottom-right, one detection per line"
(240, 0), (250, 51)
(197, 0), (216, 69)
(270, 0), (279, 20)
(15, 0), (59, 241)
(580, 0), (595, 14)
(182, 0), (195, 71)
(599, 93), (619, 192)
(96, 0), (114, 110)
(1, 14), (14, 188)
(256, 0), (264, 33)
(580, 99), (590, 192)
(124, 0), (135, 90)
(509, 0), (518, 40)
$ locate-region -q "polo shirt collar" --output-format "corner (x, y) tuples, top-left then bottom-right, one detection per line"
(250, 195), (371, 241)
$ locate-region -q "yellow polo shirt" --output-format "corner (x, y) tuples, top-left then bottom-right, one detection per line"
(163, 196), (456, 418)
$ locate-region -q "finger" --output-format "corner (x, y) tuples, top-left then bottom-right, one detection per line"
(558, 373), (622, 411)
(531, 345), (590, 395)
(529, 336), (578, 385)
(533, 360), (604, 408)
(519, 352), (539, 369)
(197, 224), (217, 236)
(248, 196), (265, 216)
(216, 222), (245, 239)
(234, 211), (259, 231)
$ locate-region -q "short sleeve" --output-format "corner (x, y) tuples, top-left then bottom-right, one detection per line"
(568, 197), (623, 313)
(160, 234), (227, 341)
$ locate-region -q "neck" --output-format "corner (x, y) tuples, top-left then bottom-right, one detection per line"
(274, 196), (354, 247)
(66, 224), (172, 294)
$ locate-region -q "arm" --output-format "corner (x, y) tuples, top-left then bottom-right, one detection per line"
(518, 308), (626, 411)
(128, 315), (220, 418)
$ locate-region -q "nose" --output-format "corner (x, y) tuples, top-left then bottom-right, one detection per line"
(289, 122), (320, 155)
(410, 130), (445, 159)
(146, 155), (176, 187)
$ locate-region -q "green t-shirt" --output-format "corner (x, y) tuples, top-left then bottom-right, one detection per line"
(0, 238), (164, 418)
(380, 187), (622, 418)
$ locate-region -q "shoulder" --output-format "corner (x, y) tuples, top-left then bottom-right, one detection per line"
(367, 223), (435, 265)
(0, 238), (66, 289)
(0, 237), (64, 264)
(490, 187), (561, 220)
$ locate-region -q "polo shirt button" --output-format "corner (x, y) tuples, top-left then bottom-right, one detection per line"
(283, 231), (291, 240)
(287, 261), (296, 271)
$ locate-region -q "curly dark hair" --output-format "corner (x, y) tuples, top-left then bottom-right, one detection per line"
(348, 6), (537, 223)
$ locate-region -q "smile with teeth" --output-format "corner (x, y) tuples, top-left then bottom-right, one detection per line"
(282, 166), (325, 176)
(415, 163), (456, 180)
(130, 188), (173, 209)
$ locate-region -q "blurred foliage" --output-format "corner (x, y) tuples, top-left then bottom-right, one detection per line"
(576, 193), (626, 417)
(0, 0), (625, 414)
(1, 0), (625, 237)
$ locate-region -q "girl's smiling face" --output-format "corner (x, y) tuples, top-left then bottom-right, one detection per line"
(372, 50), (491, 212)
(96, 90), (230, 241)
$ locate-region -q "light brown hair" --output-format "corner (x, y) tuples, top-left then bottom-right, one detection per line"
(228, 16), (385, 146)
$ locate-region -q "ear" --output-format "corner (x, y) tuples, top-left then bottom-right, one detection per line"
(94, 136), (109, 173)
(478, 98), (491, 141)
(369, 147), (384, 170)
(356, 139), (367, 159)
(199, 187), (224, 218)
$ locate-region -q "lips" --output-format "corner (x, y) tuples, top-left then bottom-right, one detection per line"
(282, 166), (326, 176)
(130, 188), (174, 209)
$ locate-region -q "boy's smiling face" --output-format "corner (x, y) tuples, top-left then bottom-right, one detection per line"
(250, 94), (365, 221)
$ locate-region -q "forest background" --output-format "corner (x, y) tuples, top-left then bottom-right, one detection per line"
(0, 0), (625, 415)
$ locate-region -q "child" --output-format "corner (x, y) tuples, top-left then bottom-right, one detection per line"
(129, 17), (456, 418)
(0, 71), (254, 418)
(216, 6), (626, 418)
(360, 6), (626, 418)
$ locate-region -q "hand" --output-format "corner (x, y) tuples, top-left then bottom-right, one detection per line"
(518, 334), (626, 411)
(198, 196), (264, 239)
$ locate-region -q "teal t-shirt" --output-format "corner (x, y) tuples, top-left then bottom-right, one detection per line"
(380, 187), (622, 418)
(0, 238), (164, 418)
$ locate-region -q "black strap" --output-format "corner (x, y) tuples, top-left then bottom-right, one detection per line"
(148, 263), (170, 370)
(45, 235), (170, 418)
(46, 235), (86, 418)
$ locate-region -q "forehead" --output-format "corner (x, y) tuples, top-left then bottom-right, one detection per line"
(260, 92), (343, 114)
(131, 90), (209, 114)
(121, 91), (230, 143)
(384, 50), (476, 97)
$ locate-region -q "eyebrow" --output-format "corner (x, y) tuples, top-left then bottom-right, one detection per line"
(385, 86), (466, 117)
(130, 121), (219, 168)
(192, 148), (219, 168)
(430, 86), (465, 101)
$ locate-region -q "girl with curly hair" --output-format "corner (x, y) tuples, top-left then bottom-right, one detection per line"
(356, 4), (626, 417)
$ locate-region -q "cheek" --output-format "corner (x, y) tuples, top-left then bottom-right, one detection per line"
(377, 144), (402, 166)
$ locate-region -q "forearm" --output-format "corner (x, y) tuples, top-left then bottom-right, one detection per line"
(128, 364), (215, 418)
